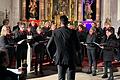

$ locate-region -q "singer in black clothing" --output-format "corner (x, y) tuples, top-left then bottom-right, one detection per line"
(86, 27), (97, 76)
(32, 27), (46, 75)
(47, 15), (80, 80)
(14, 23), (28, 68)
(100, 27), (118, 80)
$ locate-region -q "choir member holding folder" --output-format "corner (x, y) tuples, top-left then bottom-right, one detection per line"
(14, 23), (28, 68)
(86, 27), (97, 76)
(100, 27), (118, 80)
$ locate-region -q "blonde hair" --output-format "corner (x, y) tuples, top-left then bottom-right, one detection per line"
(36, 26), (42, 31)
(104, 18), (111, 27)
(1, 25), (11, 36)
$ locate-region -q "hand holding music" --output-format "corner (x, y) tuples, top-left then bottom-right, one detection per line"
(84, 43), (88, 46)
(100, 46), (104, 49)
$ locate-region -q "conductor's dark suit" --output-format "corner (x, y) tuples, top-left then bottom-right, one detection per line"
(47, 27), (80, 80)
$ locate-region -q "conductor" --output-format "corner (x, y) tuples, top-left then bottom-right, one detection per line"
(47, 15), (80, 80)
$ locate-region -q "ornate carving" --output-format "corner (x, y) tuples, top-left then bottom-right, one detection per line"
(84, 0), (94, 20)
(61, 1), (68, 15)
(29, 0), (38, 19)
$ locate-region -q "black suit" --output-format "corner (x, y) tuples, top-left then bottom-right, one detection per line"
(47, 27), (80, 80)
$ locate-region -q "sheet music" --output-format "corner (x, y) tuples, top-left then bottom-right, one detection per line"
(93, 42), (101, 48)
(7, 68), (22, 74)
(80, 42), (87, 46)
(17, 39), (25, 44)
(80, 42), (84, 44)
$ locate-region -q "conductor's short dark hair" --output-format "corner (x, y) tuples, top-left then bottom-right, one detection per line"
(60, 15), (69, 25)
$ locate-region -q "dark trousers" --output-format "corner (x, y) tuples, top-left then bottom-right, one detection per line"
(7, 47), (15, 68)
(104, 61), (113, 77)
(16, 45), (28, 68)
(87, 49), (96, 71)
(78, 44), (85, 67)
(57, 65), (75, 80)
(34, 43), (45, 74)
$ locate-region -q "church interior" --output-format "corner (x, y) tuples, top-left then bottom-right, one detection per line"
(0, 0), (120, 30)
(0, 0), (120, 80)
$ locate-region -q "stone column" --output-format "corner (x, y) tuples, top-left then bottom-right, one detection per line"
(110, 0), (117, 26)
(0, 0), (11, 25)
(116, 0), (120, 33)
(96, 0), (100, 21)
(101, 0), (110, 27)
(78, 0), (82, 21)
(110, 0), (119, 34)
(11, 0), (20, 26)
(117, 0), (120, 21)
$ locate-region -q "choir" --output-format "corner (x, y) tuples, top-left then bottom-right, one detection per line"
(0, 18), (120, 80)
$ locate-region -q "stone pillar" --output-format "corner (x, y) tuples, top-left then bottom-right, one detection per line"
(0, 0), (11, 25)
(117, 0), (120, 21)
(0, 11), (4, 26)
(11, 0), (20, 27)
(110, 0), (117, 26)
(78, 0), (82, 21)
(101, 0), (110, 27)
(0, 0), (12, 26)
(110, 0), (119, 34)
(96, 0), (100, 21)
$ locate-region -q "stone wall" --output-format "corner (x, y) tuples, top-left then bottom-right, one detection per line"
(11, 0), (20, 27)
(0, 11), (4, 26)
(110, 0), (120, 36)
(0, 0), (120, 32)
(0, 0), (20, 27)
(0, 0), (11, 26)
(101, 0), (120, 36)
